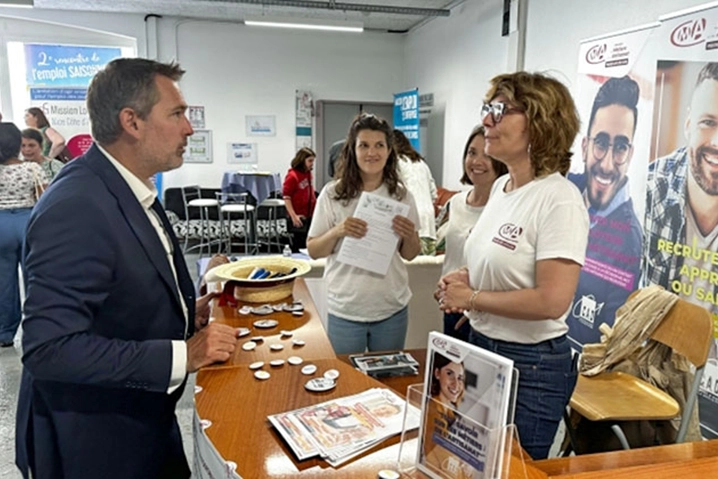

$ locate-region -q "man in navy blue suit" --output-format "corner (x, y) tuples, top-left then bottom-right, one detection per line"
(16, 58), (238, 479)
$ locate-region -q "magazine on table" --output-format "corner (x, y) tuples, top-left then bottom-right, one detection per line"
(269, 387), (420, 467)
(416, 332), (515, 479)
(349, 351), (420, 378)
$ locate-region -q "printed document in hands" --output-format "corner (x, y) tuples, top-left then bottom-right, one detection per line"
(337, 191), (409, 275)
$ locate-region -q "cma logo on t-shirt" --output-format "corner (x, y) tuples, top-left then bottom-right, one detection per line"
(492, 223), (523, 251)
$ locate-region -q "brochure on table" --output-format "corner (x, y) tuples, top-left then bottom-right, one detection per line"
(268, 387), (420, 467)
(414, 332), (517, 479)
(349, 351), (419, 378)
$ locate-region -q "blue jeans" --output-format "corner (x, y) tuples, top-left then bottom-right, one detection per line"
(443, 312), (471, 343)
(0, 208), (32, 344)
(469, 330), (577, 460)
(327, 306), (408, 354)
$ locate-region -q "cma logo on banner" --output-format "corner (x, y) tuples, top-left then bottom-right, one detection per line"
(572, 294), (604, 327)
(671, 17), (706, 47)
(585, 43), (607, 64)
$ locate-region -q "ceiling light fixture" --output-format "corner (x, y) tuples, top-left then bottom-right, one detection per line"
(0, 0), (33, 7)
(244, 17), (363, 33)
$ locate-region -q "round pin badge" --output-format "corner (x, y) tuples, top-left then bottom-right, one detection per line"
(287, 356), (303, 365)
(237, 327), (250, 338)
(301, 364), (317, 375)
(305, 377), (336, 392)
(272, 303), (286, 312)
(270, 359), (285, 367)
(238, 306), (252, 315)
(252, 305), (274, 315)
(270, 344), (284, 351)
(377, 469), (400, 479)
(323, 369), (340, 380)
(194, 385), (203, 394)
(292, 339), (306, 347)
(280, 330), (293, 337)
(292, 311), (304, 317)
(248, 361), (264, 370)
(254, 370), (270, 380)
(242, 341), (257, 351)
(249, 336), (264, 343)
(253, 319), (278, 329)
(200, 419), (212, 430)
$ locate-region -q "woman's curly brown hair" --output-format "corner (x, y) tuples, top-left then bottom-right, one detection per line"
(484, 71), (580, 177)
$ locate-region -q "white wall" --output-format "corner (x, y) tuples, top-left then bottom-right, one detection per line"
(406, 0), (711, 190)
(156, 19), (405, 190)
(405, 0), (507, 190)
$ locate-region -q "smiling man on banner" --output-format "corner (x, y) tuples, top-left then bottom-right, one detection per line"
(643, 62), (718, 357)
(568, 76), (643, 347)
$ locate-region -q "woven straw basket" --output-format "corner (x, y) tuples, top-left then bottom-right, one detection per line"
(208, 257), (311, 303)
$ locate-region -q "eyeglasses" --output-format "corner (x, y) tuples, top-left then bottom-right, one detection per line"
(589, 133), (633, 165)
(481, 101), (524, 124)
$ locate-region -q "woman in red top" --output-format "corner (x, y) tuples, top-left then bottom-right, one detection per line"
(283, 147), (316, 252)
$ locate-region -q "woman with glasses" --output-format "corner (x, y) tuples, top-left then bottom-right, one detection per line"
(307, 113), (421, 354)
(436, 72), (589, 459)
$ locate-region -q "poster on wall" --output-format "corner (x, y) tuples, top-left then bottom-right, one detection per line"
(189, 106), (206, 129)
(296, 90), (313, 150)
(246, 115), (276, 136)
(642, 3), (718, 439)
(566, 24), (658, 350)
(183, 130), (213, 164)
(393, 88), (420, 152)
(23, 43), (123, 158)
(227, 142), (258, 165)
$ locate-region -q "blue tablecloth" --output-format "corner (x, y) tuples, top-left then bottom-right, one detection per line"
(221, 172), (282, 204)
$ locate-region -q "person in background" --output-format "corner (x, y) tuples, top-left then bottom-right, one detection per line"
(24, 107), (66, 160)
(327, 139), (345, 179)
(16, 58), (238, 479)
(21, 128), (64, 181)
(393, 129), (438, 255)
(0, 122), (47, 347)
(436, 126), (507, 342)
(307, 113), (421, 354)
(437, 71), (589, 459)
(283, 147), (316, 252)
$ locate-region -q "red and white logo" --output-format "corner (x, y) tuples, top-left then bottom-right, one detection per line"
(585, 44), (607, 64)
(670, 18), (706, 47)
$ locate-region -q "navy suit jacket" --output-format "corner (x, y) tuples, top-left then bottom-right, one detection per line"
(16, 145), (196, 479)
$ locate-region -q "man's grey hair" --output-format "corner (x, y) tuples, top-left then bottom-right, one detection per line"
(86, 58), (185, 144)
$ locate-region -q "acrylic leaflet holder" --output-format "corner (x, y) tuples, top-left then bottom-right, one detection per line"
(397, 382), (530, 479)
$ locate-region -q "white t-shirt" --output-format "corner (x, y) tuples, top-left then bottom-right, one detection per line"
(464, 173), (589, 343)
(397, 156), (437, 240)
(442, 190), (485, 275)
(308, 181), (420, 322)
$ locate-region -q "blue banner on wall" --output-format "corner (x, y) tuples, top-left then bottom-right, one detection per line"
(393, 88), (420, 152)
(25, 44), (122, 88)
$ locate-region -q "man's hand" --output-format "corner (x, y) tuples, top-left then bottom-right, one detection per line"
(186, 322), (237, 372)
(194, 291), (220, 330)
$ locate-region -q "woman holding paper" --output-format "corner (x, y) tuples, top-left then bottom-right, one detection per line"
(436, 72), (589, 459)
(307, 113), (420, 354)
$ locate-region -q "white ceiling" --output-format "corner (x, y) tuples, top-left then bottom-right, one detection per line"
(32, 0), (465, 33)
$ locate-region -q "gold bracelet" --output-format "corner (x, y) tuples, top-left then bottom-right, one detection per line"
(469, 290), (481, 311)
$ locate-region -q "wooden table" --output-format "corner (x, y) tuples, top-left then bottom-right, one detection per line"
(195, 279), (422, 478)
(195, 281), (718, 478)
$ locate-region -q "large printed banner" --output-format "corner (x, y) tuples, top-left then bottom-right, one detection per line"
(24, 44), (122, 158)
(567, 25), (658, 349)
(393, 88), (420, 152)
(643, 3), (718, 438)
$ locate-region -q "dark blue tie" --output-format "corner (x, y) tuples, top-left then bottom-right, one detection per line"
(150, 198), (196, 335)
